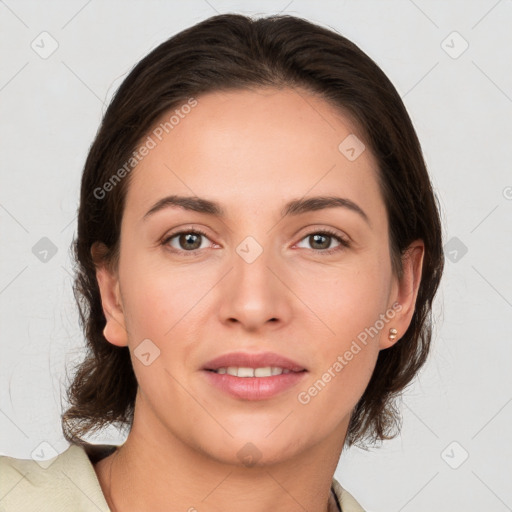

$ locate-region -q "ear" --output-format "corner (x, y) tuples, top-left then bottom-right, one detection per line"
(91, 242), (128, 347)
(380, 239), (425, 350)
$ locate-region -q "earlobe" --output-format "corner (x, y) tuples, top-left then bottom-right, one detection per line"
(380, 240), (425, 350)
(92, 242), (128, 347)
(102, 307), (128, 347)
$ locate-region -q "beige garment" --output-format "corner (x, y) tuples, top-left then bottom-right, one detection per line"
(0, 444), (365, 511)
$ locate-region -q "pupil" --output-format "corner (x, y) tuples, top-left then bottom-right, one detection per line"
(181, 233), (201, 250)
(312, 234), (329, 249)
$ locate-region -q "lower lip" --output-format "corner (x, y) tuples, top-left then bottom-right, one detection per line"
(203, 370), (308, 400)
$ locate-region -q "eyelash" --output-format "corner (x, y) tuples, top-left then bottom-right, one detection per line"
(297, 228), (351, 255)
(161, 228), (350, 257)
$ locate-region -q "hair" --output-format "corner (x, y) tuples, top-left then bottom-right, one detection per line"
(62, 13), (444, 450)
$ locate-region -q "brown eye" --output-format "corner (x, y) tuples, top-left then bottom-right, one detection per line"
(296, 230), (350, 255)
(177, 233), (203, 250)
(309, 233), (333, 250)
(163, 230), (211, 253)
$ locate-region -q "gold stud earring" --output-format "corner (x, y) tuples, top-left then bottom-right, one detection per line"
(389, 328), (398, 340)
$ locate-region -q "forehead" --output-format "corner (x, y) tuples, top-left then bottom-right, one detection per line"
(124, 87), (384, 222)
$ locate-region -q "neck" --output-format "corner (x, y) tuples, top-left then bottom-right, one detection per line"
(94, 395), (348, 512)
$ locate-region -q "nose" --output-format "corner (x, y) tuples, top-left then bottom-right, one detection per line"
(216, 241), (293, 332)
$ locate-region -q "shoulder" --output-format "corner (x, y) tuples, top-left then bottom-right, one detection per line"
(0, 444), (112, 512)
(332, 476), (366, 512)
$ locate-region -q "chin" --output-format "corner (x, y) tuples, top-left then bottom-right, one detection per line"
(200, 429), (310, 468)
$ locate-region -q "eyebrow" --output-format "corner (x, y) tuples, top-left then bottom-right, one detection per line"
(143, 194), (370, 225)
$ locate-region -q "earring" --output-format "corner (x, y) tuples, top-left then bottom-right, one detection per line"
(389, 328), (398, 340)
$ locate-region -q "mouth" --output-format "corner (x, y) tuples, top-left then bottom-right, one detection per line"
(202, 351), (307, 373)
(205, 366), (306, 377)
(202, 352), (308, 400)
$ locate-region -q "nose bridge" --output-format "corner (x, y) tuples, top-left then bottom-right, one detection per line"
(217, 234), (290, 328)
(235, 237), (274, 295)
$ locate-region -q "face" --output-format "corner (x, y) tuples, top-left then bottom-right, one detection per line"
(95, 87), (423, 465)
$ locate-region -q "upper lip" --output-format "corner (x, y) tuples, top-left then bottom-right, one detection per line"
(202, 351), (307, 372)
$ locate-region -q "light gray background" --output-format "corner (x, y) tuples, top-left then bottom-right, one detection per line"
(1, 1), (511, 511)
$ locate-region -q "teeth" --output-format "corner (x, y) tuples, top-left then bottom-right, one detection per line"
(236, 367), (255, 378)
(214, 367), (293, 377)
(254, 367), (272, 377)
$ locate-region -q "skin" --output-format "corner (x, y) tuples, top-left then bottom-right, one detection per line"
(92, 87), (424, 512)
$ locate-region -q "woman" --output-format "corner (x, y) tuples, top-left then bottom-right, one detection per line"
(0, 13), (443, 512)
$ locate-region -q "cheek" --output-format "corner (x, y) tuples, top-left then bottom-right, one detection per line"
(118, 250), (208, 335)
(291, 251), (393, 340)
(291, 255), (391, 413)
(295, 344), (378, 434)
(118, 253), (219, 382)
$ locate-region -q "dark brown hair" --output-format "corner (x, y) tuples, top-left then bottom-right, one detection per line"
(62, 13), (444, 449)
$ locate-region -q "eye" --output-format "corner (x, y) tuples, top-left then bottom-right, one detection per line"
(162, 229), (213, 255)
(162, 228), (350, 256)
(296, 229), (350, 255)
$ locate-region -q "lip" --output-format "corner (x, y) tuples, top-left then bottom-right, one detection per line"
(203, 370), (308, 401)
(202, 351), (306, 372)
(201, 351), (308, 401)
